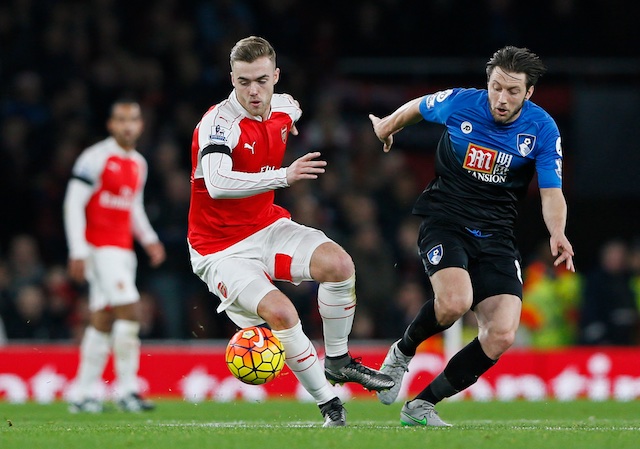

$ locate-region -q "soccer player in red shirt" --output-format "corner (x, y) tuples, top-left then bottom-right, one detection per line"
(187, 36), (393, 427)
(64, 99), (165, 413)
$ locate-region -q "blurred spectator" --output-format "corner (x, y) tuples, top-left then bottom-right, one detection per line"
(519, 240), (582, 347)
(6, 234), (45, 293)
(578, 239), (640, 345)
(393, 215), (426, 283)
(374, 153), (423, 242)
(339, 192), (379, 235)
(344, 222), (398, 338)
(0, 317), (6, 345)
(138, 291), (167, 340)
(43, 264), (78, 339)
(351, 306), (376, 340)
(389, 280), (428, 337)
(1, 70), (50, 126)
(144, 160), (194, 339)
(34, 139), (83, 263)
(187, 289), (236, 340)
(486, 0), (522, 53)
(5, 284), (51, 339)
(67, 292), (91, 344)
(627, 238), (640, 324)
(0, 115), (36, 239)
(0, 259), (11, 344)
(301, 92), (352, 167)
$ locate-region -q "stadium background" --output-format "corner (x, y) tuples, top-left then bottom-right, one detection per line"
(0, 0), (638, 348)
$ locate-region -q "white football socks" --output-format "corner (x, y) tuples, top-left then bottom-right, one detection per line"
(75, 326), (110, 400)
(272, 321), (335, 405)
(317, 275), (356, 357)
(112, 319), (141, 397)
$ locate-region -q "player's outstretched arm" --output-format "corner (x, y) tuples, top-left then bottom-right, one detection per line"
(540, 187), (575, 272)
(369, 97), (423, 153)
(285, 151), (327, 185)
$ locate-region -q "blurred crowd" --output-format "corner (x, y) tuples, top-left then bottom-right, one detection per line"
(1, 0), (639, 345)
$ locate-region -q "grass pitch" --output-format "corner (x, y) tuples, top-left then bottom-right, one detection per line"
(1, 399), (639, 449)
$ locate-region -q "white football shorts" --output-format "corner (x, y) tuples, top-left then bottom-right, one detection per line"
(189, 218), (332, 328)
(85, 245), (139, 312)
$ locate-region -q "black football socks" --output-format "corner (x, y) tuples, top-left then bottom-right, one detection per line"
(397, 299), (454, 356)
(417, 337), (497, 404)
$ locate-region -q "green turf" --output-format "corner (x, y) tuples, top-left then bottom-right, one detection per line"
(1, 399), (639, 449)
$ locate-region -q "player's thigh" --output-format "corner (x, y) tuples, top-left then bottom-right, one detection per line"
(474, 294), (522, 358)
(89, 308), (115, 332)
(429, 267), (473, 303)
(471, 236), (524, 352)
(418, 221), (473, 306)
(208, 256), (279, 328)
(111, 302), (139, 322)
(263, 219), (332, 284)
(470, 241), (523, 305)
(474, 294), (522, 333)
(86, 246), (139, 312)
(417, 219), (470, 275)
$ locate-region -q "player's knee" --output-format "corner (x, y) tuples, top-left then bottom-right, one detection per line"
(311, 244), (355, 282)
(258, 296), (300, 331)
(266, 310), (299, 331)
(436, 294), (472, 324)
(481, 328), (516, 358)
(331, 251), (355, 281)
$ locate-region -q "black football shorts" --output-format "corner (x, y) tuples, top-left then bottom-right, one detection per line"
(417, 217), (523, 307)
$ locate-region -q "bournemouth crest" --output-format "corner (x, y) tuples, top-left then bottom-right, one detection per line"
(427, 244), (444, 265)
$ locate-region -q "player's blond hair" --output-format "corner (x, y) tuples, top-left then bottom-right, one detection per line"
(230, 36), (276, 68)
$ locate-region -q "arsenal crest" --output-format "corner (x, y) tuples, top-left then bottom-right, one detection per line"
(217, 282), (228, 298)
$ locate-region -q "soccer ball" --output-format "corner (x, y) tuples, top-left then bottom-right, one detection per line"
(225, 326), (286, 385)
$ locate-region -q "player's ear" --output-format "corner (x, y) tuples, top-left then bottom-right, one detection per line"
(525, 85), (534, 100)
(273, 67), (280, 85)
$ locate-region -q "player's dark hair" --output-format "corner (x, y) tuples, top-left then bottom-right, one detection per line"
(486, 46), (547, 88)
(230, 36), (276, 67)
(109, 97), (140, 117)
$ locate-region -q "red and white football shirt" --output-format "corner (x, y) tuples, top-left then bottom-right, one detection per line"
(64, 137), (158, 258)
(188, 91), (302, 255)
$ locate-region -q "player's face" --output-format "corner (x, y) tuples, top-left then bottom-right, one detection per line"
(107, 103), (144, 150)
(231, 56), (279, 120)
(487, 67), (533, 124)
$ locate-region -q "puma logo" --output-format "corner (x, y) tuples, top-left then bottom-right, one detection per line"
(297, 353), (315, 363)
(243, 141), (256, 154)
